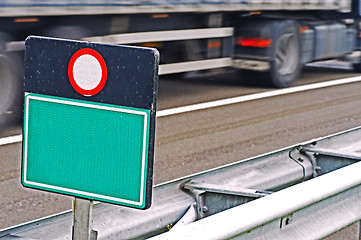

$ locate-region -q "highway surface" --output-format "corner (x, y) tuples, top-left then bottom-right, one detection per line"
(0, 64), (361, 230)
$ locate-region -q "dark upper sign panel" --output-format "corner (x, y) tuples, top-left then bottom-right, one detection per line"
(24, 36), (159, 110)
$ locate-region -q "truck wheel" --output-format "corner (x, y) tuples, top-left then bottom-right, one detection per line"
(352, 60), (361, 73)
(0, 53), (22, 119)
(267, 20), (301, 88)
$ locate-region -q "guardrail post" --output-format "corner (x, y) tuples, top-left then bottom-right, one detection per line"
(72, 198), (97, 240)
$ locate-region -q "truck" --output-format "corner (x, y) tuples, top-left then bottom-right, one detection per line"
(0, 0), (360, 118)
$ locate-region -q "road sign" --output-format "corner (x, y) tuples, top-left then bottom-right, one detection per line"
(22, 36), (159, 209)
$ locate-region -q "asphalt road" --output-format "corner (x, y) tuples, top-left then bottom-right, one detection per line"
(0, 66), (360, 230)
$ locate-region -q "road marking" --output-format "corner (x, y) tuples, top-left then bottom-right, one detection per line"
(1, 75), (361, 146)
(0, 134), (22, 146)
(156, 75), (361, 117)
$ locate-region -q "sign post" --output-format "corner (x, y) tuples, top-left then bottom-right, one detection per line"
(72, 198), (97, 240)
(22, 36), (158, 213)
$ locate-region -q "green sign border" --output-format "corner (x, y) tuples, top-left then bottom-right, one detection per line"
(22, 93), (150, 208)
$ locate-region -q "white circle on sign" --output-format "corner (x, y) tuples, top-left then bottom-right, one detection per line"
(73, 54), (102, 90)
(68, 48), (107, 96)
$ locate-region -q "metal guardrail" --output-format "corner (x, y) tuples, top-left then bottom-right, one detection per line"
(151, 155), (361, 240)
(151, 126), (361, 239)
(1, 126), (360, 239)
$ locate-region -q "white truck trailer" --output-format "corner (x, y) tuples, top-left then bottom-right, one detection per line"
(0, 0), (359, 116)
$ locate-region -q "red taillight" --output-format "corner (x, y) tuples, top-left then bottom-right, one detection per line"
(236, 37), (272, 48)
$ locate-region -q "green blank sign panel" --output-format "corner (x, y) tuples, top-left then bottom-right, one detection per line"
(22, 93), (150, 208)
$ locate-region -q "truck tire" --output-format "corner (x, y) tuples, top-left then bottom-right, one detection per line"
(0, 53), (22, 119)
(352, 60), (361, 73)
(267, 20), (302, 88)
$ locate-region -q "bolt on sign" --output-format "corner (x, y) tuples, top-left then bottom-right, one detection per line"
(22, 36), (159, 209)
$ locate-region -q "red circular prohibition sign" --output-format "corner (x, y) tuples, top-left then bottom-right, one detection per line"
(68, 48), (107, 96)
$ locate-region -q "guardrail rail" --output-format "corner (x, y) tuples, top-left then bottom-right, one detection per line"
(1, 126), (361, 239)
